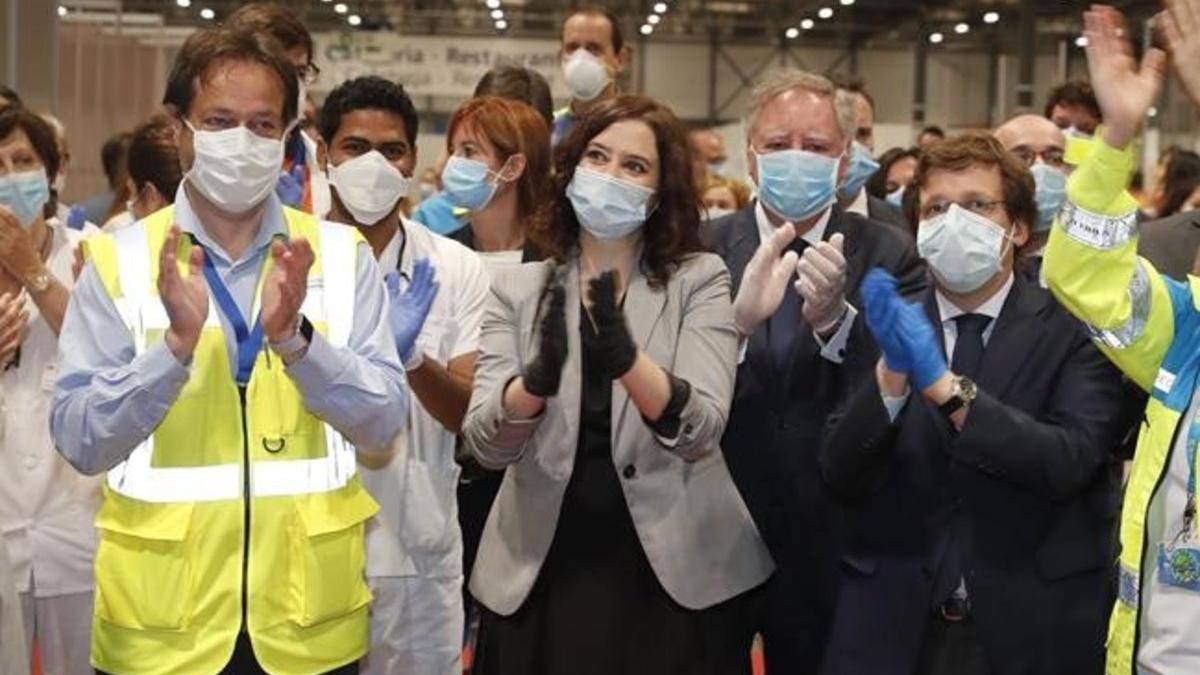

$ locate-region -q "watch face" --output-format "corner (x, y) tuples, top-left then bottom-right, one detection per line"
(959, 377), (978, 400)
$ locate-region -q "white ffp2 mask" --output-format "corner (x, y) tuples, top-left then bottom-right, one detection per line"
(328, 150), (411, 226)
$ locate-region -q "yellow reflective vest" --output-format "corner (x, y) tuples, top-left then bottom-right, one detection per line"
(1044, 139), (1200, 675)
(82, 206), (379, 675)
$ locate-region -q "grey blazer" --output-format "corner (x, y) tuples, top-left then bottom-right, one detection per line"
(463, 252), (774, 615)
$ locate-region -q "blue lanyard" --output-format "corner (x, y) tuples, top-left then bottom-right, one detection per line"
(196, 242), (264, 387)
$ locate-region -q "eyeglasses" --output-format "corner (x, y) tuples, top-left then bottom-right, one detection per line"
(297, 63), (321, 86)
(1011, 148), (1065, 169)
(920, 198), (1005, 221)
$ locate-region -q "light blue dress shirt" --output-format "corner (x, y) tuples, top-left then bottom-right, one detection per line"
(50, 187), (407, 475)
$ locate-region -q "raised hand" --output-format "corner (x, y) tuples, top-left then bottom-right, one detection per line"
(796, 232), (848, 334)
(733, 223), (801, 336)
(385, 258), (440, 366)
(861, 268), (909, 374)
(0, 205), (41, 282)
(586, 270), (638, 380)
(0, 292), (28, 367)
(260, 237), (315, 343)
(158, 226), (209, 362)
(1161, 0), (1200, 109)
(522, 279), (568, 398)
(1083, 5), (1167, 149)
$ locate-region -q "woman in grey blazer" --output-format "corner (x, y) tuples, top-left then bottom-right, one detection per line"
(463, 95), (773, 675)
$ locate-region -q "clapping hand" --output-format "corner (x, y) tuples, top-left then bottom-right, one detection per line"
(260, 237), (315, 343)
(860, 268), (947, 391)
(797, 233), (848, 335)
(522, 275), (568, 398)
(733, 223), (801, 336)
(586, 270), (638, 380)
(385, 258), (440, 366)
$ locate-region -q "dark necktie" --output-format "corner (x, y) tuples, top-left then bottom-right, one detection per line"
(950, 313), (992, 379)
(932, 312), (994, 605)
(766, 239), (810, 367)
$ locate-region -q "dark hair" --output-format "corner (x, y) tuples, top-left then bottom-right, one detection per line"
(224, 2), (314, 65)
(0, 107), (61, 219)
(163, 27), (299, 124)
(866, 146), (921, 199)
(919, 125), (946, 140)
(563, 6), (625, 55)
(446, 96), (551, 228)
(100, 131), (133, 189)
(905, 132), (1037, 239)
(533, 95), (703, 288)
(0, 85), (21, 109)
(474, 66), (554, 127)
(127, 114), (183, 204)
(1043, 80), (1101, 121)
(829, 72), (874, 112)
(1159, 150), (1200, 218)
(318, 76), (419, 147)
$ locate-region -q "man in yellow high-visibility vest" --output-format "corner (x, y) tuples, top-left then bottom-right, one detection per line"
(50, 26), (410, 675)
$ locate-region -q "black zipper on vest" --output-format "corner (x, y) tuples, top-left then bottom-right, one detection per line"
(238, 385), (251, 631)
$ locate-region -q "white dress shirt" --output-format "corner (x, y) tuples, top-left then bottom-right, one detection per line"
(1, 217), (102, 598)
(845, 187), (870, 218)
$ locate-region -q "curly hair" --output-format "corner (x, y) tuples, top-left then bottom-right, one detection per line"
(529, 95), (703, 288)
(318, 75), (419, 147)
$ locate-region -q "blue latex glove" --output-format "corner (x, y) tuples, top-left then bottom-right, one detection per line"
(894, 299), (947, 391)
(275, 164), (306, 208)
(385, 258), (440, 365)
(861, 268), (910, 373)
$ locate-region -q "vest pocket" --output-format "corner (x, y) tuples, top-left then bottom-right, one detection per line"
(94, 499), (196, 631)
(290, 486), (378, 627)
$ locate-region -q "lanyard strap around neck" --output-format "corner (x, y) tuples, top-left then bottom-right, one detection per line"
(192, 237), (266, 386)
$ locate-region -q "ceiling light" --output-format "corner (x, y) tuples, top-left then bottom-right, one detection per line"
(817, 7), (833, 19)
(839, 0), (854, 5)
(639, 24), (653, 35)
(199, 7), (214, 19)
(800, 18), (815, 30)
(654, 2), (668, 13)
(983, 11), (999, 24)
(175, 0), (190, 7)
(57, 5), (68, 16)
(495, 19), (508, 29)
(785, 27), (800, 39)
(486, 0), (500, 7)
(954, 22), (969, 34)
(1075, 35), (1088, 47)
(333, 3), (348, 14)
(929, 31), (944, 44)
(347, 14), (361, 26)
(490, 8), (503, 19)
(648, 14), (661, 24)
(1148, 106), (1159, 118)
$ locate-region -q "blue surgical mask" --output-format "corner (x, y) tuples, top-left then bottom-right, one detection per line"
(1030, 163), (1067, 232)
(0, 170), (50, 229)
(709, 161), (726, 176)
(754, 148), (841, 222)
(886, 185), (906, 208)
(838, 142), (880, 200)
(567, 166), (655, 240)
(441, 156), (501, 211)
(917, 204), (1012, 294)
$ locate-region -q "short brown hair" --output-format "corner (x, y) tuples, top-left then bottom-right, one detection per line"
(162, 28), (299, 124)
(1043, 80), (1101, 121)
(533, 95), (703, 288)
(128, 113), (183, 203)
(563, 6), (625, 54)
(905, 132), (1037, 235)
(225, 2), (313, 65)
(0, 107), (61, 218)
(447, 96), (552, 231)
(473, 66), (554, 127)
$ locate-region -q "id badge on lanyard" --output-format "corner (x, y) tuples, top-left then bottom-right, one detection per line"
(1157, 417), (1200, 590)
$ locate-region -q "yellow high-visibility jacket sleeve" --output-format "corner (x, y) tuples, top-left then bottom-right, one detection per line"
(1043, 139), (1176, 392)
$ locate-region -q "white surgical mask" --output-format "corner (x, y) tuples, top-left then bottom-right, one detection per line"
(567, 166), (655, 240)
(917, 203), (1012, 294)
(562, 49), (610, 102)
(328, 150), (411, 226)
(185, 121), (285, 213)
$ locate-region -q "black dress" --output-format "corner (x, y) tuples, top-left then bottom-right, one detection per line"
(472, 309), (759, 675)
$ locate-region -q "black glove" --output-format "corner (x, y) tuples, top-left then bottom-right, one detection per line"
(522, 281), (568, 398)
(586, 270), (638, 380)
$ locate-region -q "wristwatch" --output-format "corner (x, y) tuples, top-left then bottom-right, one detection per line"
(24, 269), (51, 293)
(937, 375), (978, 417)
(269, 315), (313, 362)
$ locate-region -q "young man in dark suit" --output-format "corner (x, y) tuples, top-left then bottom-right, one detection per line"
(703, 68), (925, 673)
(820, 133), (1128, 675)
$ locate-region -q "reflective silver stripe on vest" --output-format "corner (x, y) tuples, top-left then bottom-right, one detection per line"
(1058, 201), (1138, 251)
(105, 220), (359, 503)
(1088, 260), (1151, 350)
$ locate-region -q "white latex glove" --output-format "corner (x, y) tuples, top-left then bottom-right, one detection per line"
(795, 232), (848, 335)
(733, 223), (800, 337)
